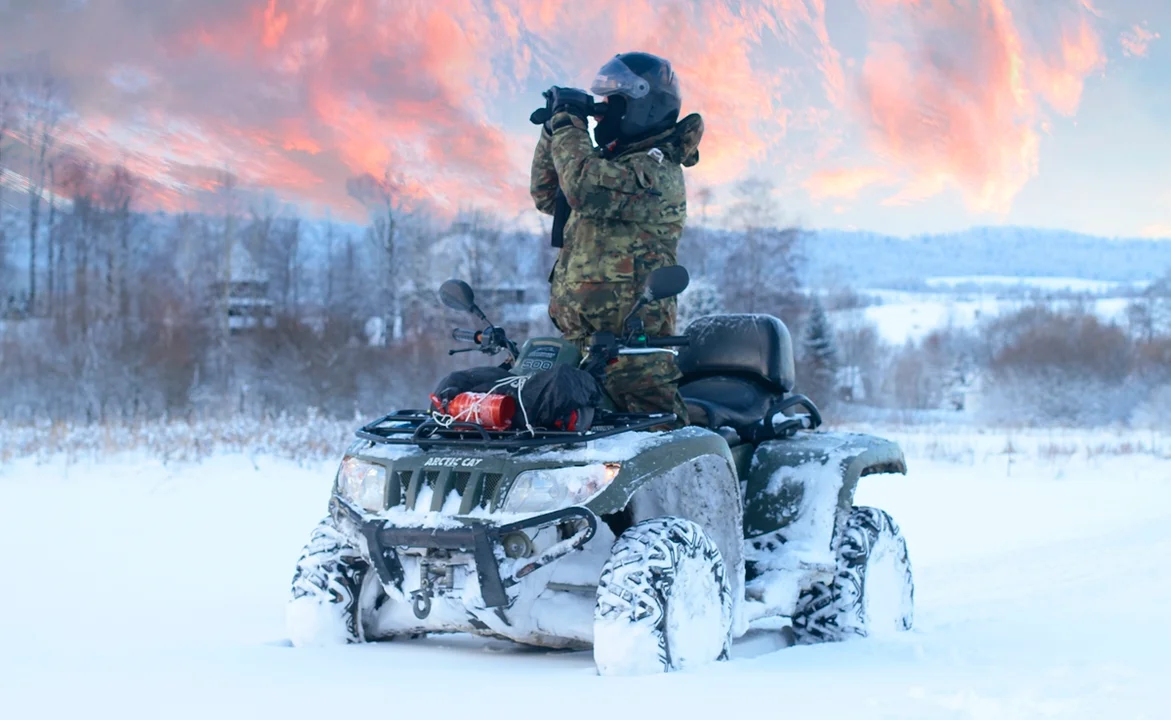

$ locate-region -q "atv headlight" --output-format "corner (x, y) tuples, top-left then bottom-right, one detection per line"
(335, 456), (388, 512)
(501, 463), (621, 514)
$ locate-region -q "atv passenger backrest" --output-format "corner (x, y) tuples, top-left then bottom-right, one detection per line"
(678, 314), (796, 393)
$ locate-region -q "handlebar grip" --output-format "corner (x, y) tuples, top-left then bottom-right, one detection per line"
(645, 336), (691, 348)
(452, 329), (481, 344)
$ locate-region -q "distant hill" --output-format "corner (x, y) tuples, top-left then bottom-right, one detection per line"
(798, 227), (1171, 289)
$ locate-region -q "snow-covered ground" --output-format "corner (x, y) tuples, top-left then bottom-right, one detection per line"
(836, 286), (1135, 344)
(2, 429), (1170, 719)
(922, 276), (1142, 293)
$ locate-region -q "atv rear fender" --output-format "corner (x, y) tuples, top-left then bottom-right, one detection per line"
(743, 431), (907, 538)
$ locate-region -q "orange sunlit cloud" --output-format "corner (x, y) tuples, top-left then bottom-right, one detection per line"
(1121, 22), (1160, 57)
(804, 167), (892, 201)
(853, 0), (1110, 214)
(1037, 17), (1106, 117)
(1140, 223), (1171, 239)
(0, 0), (1158, 224)
(261, 0), (290, 49)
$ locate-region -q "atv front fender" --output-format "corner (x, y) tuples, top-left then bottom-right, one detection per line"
(581, 426), (748, 637)
(743, 431), (906, 538)
(581, 426), (738, 517)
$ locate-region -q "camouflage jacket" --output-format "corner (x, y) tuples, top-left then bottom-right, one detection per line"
(530, 111), (704, 286)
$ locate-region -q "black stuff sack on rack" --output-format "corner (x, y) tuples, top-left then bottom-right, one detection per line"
(516, 365), (603, 432)
(432, 366), (513, 404)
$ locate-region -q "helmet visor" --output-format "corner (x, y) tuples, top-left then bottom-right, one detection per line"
(590, 57), (652, 99)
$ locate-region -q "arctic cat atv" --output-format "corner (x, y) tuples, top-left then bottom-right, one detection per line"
(286, 266), (914, 676)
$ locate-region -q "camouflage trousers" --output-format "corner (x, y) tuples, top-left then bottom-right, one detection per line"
(549, 281), (690, 429)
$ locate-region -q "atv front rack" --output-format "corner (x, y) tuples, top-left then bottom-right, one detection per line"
(356, 409), (675, 451)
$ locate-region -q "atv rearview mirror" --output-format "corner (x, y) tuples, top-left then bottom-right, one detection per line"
(621, 265), (691, 338)
(644, 265), (690, 301)
(439, 279), (476, 314)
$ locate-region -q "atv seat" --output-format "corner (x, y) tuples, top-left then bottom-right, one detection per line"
(677, 314), (796, 439)
(681, 376), (779, 430)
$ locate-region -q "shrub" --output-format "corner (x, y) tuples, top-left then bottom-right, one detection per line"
(979, 305), (1138, 425)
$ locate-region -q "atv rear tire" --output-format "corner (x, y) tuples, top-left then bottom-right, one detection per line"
(593, 517), (733, 676)
(286, 517), (375, 647)
(790, 506), (913, 644)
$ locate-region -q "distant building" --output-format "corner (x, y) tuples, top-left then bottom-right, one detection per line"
(488, 286), (554, 339)
(211, 242), (275, 334)
(837, 365), (866, 403)
(424, 223), (551, 339)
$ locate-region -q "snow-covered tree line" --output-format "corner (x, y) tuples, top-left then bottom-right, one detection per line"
(0, 167), (816, 424)
(821, 279), (1171, 427)
(0, 161), (566, 421)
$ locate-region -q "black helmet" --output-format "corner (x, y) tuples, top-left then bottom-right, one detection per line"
(590, 52), (681, 146)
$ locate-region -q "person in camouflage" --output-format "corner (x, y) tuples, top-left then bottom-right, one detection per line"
(530, 52), (704, 428)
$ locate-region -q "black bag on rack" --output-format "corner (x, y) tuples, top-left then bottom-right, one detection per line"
(431, 366), (513, 404)
(515, 365), (603, 431)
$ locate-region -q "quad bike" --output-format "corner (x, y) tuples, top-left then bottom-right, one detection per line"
(286, 266), (914, 676)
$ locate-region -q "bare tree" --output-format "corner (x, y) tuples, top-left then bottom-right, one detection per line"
(721, 177), (807, 325)
(215, 170), (239, 346)
(285, 217), (301, 313)
(340, 231), (360, 318)
(0, 71), (15, 279)
(323, 216), (336, 309)
(833, 310), (886, 404)
(445, 208), (507, 289)
(45, 158), (58, 315)
(347, 168), (406, 343)
(692, 185), (714, 275)
(22, 70), (65, 316)
(57, 156), (96, 332)
(99, 164), (136, 322)
(269, 214), (301, 315)
(245, 200), (303, 317)
(1126, 270), (1171, 342)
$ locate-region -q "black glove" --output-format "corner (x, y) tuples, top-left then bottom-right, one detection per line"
(530, 90), (555, 133)
(545, 86), (596, 120)
(529, 106), (553, 125)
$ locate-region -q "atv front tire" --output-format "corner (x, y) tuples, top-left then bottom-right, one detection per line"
(286, 517), (375, 647)
(593, 517), (733, 676)
(791, 506), (914, 644)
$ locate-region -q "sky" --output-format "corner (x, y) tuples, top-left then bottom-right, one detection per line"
(0, 0), (1168, 238)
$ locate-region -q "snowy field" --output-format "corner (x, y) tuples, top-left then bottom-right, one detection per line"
(2, 427), (1170, 719)
(837, 283), (1136, 344)
(921, 276), (1140, 293)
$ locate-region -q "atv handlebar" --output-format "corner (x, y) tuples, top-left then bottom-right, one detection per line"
(615, 335), (690, 357)
(582, 331), (691, 377)
(766, 394), (823, 435)
(449, 326), (520, 361)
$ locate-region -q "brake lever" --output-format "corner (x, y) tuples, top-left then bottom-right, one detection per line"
(448, 348), (479, 355)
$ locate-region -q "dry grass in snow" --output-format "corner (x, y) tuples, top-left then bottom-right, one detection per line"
(0, 413), (356, 465)
(3, 415), (1171, 473)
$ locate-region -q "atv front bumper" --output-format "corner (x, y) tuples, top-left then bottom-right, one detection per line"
(329, 496), (598, 610)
